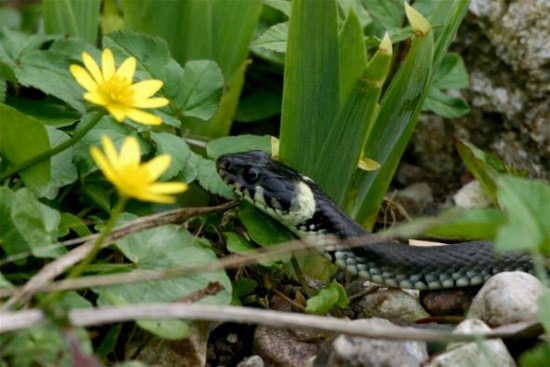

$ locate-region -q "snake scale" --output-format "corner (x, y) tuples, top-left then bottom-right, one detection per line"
(216, 150), (535, 290)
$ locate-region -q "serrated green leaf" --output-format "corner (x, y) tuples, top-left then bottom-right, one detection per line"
(96, 214), (232, 339)
(11, 189), (65, 258)
(251, 22), (288, 53)
(175, 60), (224, 121)
(206, 135), (272, 160)
(495, 176), (550, 255)
(194, 154), (237, 199)
(150, 132), (192, 181)
(0, 104), (51, 196)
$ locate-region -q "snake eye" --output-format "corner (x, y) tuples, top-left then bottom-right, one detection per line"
(243, 167), (261, 184)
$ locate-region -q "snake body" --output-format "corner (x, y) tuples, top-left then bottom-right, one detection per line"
(217, 150), (535, 290)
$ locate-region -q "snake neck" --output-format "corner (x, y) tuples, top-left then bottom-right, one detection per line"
(290, 180), (369, 240)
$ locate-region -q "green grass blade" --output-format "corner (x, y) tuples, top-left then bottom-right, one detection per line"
(351, 6), (434, 228)
(42, 0), (100, 44)
(315, 34), (392, 205)
(279, 0), (340, 174)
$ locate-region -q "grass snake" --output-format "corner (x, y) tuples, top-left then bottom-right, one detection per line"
(217, 150), (535, 290)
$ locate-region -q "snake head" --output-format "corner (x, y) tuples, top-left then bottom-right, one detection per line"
(216, 151), (316, 223)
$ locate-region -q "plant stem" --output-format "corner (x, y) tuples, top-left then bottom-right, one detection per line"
(0, 111), (105, 181)
(66, 195), (128, 281)
(40, 195), (127, 307)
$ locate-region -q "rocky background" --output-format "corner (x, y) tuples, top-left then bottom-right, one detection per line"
(403, 0), (549, 198)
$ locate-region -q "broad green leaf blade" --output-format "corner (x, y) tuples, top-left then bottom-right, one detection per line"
(430, 0), (469, 69)
(194, 154), (236, 199)
(279, 0), (340, 173)
(338, 9), (368, 106)
(305, 280), (349, 314)
(0, 104), (51, 196)
(0, 187), (28, 262)
(495, 176), (550, 255)
(351, 6), (434, 228)
(43, 0), (100, 44)
(96, 217), (232, 339)
(11, 189), (65, 258)
(386, 208), (506, 241)
(237, 202), (294, 247)
(206, 135), (272, 160)
(364, 0), (404, 30)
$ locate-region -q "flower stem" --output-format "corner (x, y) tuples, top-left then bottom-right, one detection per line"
(0, 111), (105, 181)
(40, 195), (127, 307)
(67, 195), (128, 281)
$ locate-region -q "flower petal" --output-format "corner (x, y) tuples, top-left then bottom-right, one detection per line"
(90, 146), (118, 183)
(130, 80), (164, 99)
(84, 92), (108, 106)
(131, 97), (170, 108)
(70, 65), (98, 93)
(148, 182), (188, 194)
(133, 191), (176, 204)
(102, 48), (116, 80)
(82, 52), (103, 83)
(143, 155), (171, 181)
(116, 57), (136, 81)
(106, 105), (128, 122)
(119, 136), (141, 168)
(125, 108), (162, 125)
(100, 135), (120, 168)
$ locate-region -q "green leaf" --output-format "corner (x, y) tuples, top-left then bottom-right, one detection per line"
(305, 280), (349, 314)
(0, 271), (12, 288)
(225, 231), (277, 267)
(495, 176), (550, 255)
(150, 132), (192, 181)
(454, 139), (501, 204)
(96, 215), (232, 339)
(0, 104), (51, 196)
(235, 89), (282, 122)
(5, 96), (81, 127)
(251, 22), (288, 53)
(538, 291), (550, 333)
(174, 60), (224, 121)
(11, 189), (65, 258)
(0, 187), (28, 262)
(351, 6), (434, 228)
(364, 0), (404, 29)
(194, 154), (237, 199)
(43, 126), (78, 199)
(279, 0), (340, 174)
(206, 135), (272, 160)
(0, 326), (93, 367)
(386, 208), (506, 241)
(519, 344), (550, 367)
(423, 88), (469, 118)
(43, 0), (101, 44)
(232, 278), (258, 299)
(264, 0), (291, 16)
(59, 212), (93, 238)
(238, 202), (294, 248)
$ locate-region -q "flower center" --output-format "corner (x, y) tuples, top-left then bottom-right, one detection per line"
(101, 76), (134, 105)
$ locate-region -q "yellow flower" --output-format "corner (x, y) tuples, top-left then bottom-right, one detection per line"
(70, 48), (169, 125)
(90, 135), (187, 203)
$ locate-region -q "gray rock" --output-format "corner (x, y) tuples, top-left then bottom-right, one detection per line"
(428, 319), (516, 367)
(253, 326), (318, 367)
(453, 180), (492, 209)
(468, 271), (544, 327)
(237, 355), (265, 367)
(351, 288), (430, 324)
(314, 318), (428, 367)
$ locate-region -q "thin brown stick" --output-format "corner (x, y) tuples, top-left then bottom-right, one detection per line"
(0, 202), (238, 310)
(0, 233), (389, 299)
(0, 304), (542, 342)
